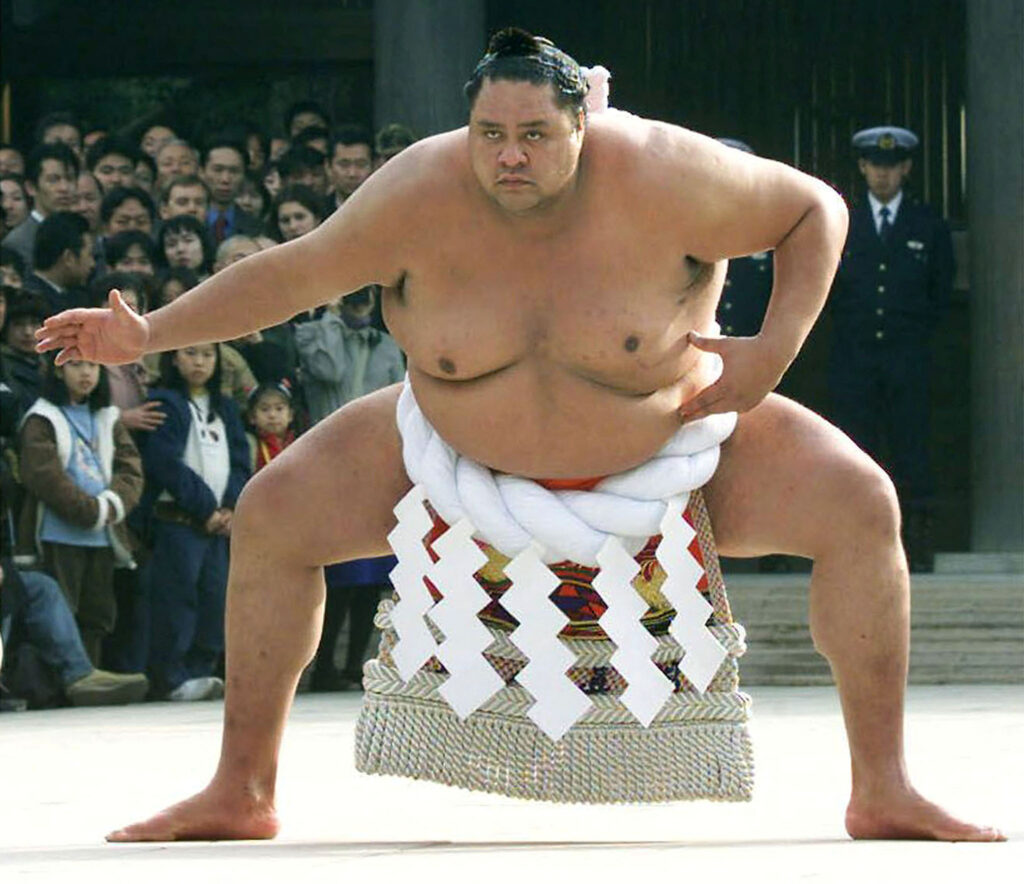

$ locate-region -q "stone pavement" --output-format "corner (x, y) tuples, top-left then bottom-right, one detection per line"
(1, 685), (1020, 882)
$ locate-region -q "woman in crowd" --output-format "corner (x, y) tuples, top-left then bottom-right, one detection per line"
(1, 175), (31, 233)
(156, 214), (214, 281)
(268, 184), (323, 243)
(17, 354), (143, 666)
(134, 342), (249, 701)
(235, 171), (270, 225)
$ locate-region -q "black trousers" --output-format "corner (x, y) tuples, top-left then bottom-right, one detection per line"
(829, 336), (935, 508)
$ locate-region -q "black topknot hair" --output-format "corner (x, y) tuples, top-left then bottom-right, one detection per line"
(465, 27), (587, 117)
(486, 27), (551, 56)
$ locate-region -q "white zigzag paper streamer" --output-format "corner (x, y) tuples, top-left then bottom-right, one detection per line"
(503, 544), (592, 740)
(428, 518), (504, 718)
(658, 496), (728, 692)
(595, 536), (675, 726)
(387, 485), (439, 681)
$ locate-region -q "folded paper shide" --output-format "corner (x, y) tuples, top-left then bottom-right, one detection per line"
(355, 376), (755, 804)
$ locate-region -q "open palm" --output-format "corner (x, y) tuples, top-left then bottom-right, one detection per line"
(35, 289), (150, 366)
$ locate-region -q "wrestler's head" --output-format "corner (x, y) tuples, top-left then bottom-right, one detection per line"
(465, 28), (587, 215)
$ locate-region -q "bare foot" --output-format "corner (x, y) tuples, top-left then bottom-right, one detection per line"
(846, 786), (1006, 842)
(106, 784), (280, 842)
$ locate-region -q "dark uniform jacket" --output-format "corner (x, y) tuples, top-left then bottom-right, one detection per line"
(830, 193), (954, 345)
(718, 251), (773, 337)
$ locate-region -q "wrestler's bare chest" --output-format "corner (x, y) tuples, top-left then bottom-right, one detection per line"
(386, 210), (722, 387)
(382, 206), (725, 477)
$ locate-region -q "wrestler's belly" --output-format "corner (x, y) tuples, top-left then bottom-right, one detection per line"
(409, 353), (718, 479)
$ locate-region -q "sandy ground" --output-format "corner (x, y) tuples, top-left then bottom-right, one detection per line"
(1, 684), (1020, 883)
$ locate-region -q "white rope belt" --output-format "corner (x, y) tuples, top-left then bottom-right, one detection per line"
(388, 374), (738, 741)
(397, 376), (737, 566)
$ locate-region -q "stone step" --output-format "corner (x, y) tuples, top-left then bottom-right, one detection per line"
(721, 571), (1023, 684)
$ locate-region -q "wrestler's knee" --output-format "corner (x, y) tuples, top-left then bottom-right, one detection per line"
(231, 460), (304, 556)
(820, 450), (902, 554)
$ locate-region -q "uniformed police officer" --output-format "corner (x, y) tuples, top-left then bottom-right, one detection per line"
(715, 139), (774, 339)
(829, 126), (955, 571)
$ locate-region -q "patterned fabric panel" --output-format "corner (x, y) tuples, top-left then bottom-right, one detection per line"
(420, 493), (725, 640)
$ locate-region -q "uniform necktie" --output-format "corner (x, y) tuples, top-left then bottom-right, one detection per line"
(879, 206), (893, 244)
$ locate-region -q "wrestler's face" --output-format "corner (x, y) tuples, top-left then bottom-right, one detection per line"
(469, 78), (584, 215)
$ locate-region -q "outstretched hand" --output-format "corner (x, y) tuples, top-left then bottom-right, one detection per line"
(677, 330), (792, 423)
(35, 289), (150, 367)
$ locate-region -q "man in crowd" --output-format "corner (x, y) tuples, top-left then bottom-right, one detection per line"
(293, 126), (330, 158)
(278, 145), (329, 198)
(829, 127), (954, 573)
(100, 187), (156, 238)
(86, 137), (137, 194)
(73, 171), (103, 234)
(3, 142), (78, 271)
(155, 139), (200, 190)
(325, 124), (373, 211)
(34, 112), (84, 163)
(374, 123), (417, 170)
(285, 100), (331, 139)
(159, 175), (211, 223)
(200, 138), (261, 244)
(23, 212), (95, 316)
(40, 29), (1000, 844)
(0, 145), (26, 176)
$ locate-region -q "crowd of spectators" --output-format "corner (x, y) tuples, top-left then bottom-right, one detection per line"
(0, 104), (416, 710)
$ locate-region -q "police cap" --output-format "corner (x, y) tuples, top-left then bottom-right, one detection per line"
(852, 126), (918, 166)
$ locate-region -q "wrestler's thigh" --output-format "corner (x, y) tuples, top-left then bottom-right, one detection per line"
(704, 393), (894, 559)
(237, 384), (410, 568)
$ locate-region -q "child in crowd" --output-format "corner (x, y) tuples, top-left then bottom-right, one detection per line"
(16, 355), (143, 666)
(88, 273), (165, 673)
(245, 381), (296, 473)
(134, 343), (249, 701)
(1, 290), (48, 418)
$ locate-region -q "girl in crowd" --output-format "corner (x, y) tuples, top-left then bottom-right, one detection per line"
(17, 354), (143, 666)
(157, 214), (214, 280)
(268, 184), (323, 243)
(1, 174), (31, 233)
(88, 272), (165, 673)
(245, 380), (296, 474)
(135, 343), (249, 701)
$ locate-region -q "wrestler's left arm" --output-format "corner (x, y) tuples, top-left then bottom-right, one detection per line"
(665, 130), (849, 420)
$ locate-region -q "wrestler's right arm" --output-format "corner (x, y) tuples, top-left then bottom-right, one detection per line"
(36, 142), (425, 366)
